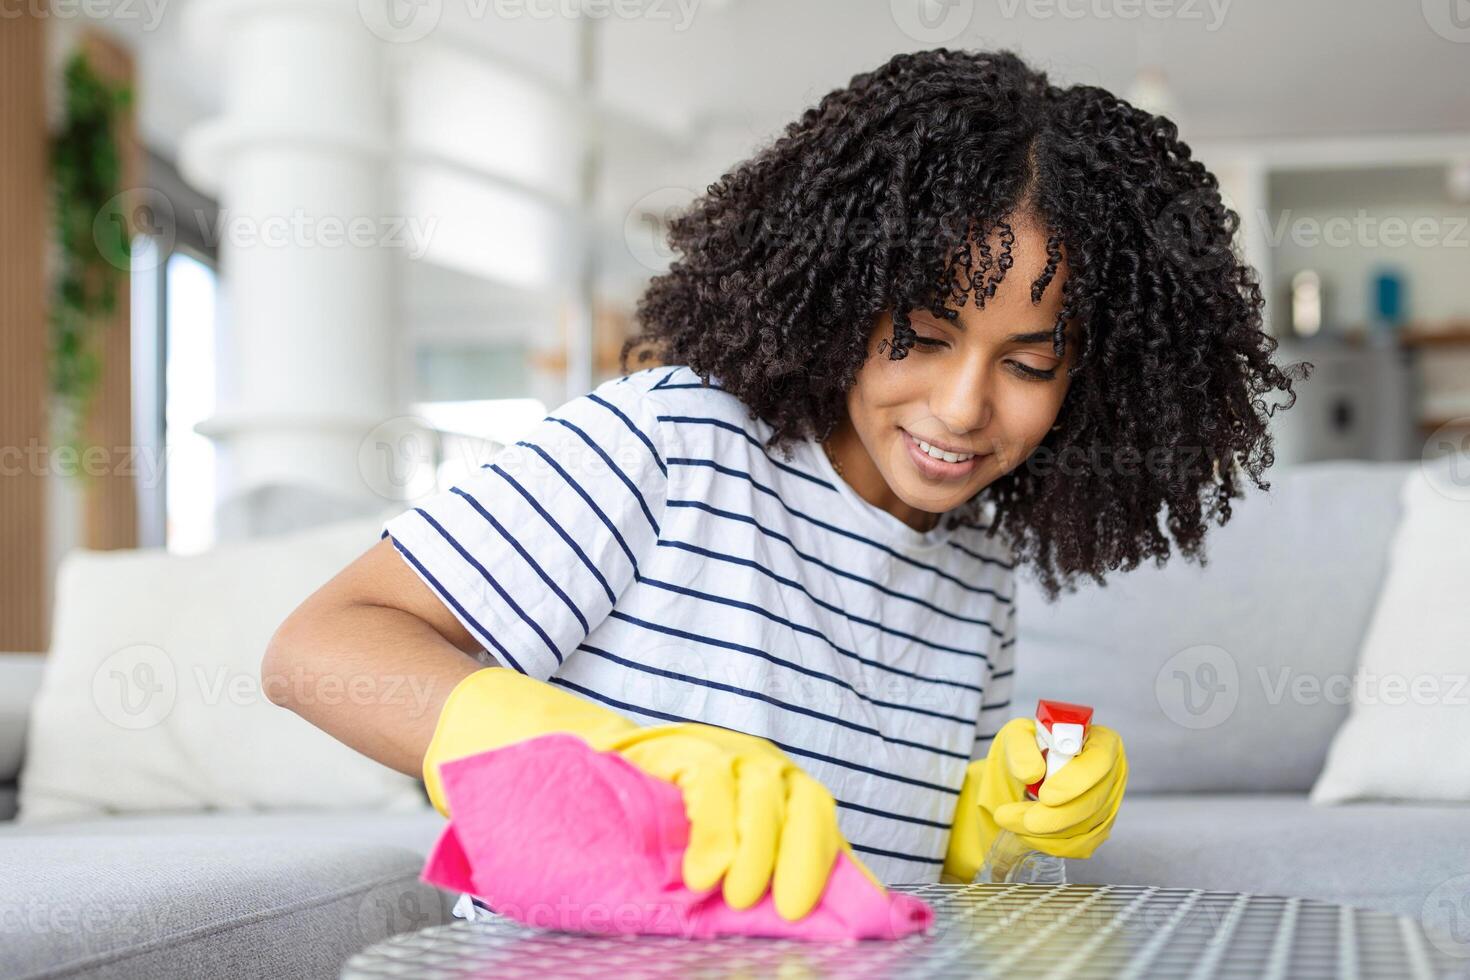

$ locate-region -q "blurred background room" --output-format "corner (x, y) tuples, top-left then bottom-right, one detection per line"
(2, 2), (1469, 977)
(4, 0), (1469, 591)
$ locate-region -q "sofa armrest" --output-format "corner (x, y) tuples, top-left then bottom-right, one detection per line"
(0, 653), (46, 819)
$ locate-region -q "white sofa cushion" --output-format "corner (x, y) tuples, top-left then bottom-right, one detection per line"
(17, 517), (428, 822)
(1311, 457), (1470, 804)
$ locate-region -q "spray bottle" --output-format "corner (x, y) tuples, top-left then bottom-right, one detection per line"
(974, 699), (1093, 885)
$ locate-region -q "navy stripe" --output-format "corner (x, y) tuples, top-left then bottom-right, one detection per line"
(385, 534), (528, 674)
(658, 539), (995, 660)
(576, 642), (969, 761)
(655, 382), (727, 391)
(669, 458), (1006, 601)
(990, 668), (1015, 680)
(836, 796), (950, 831)
(648, 366), (727, 393)
(413, 508), (565, 665)
(551, 677), (960, 796)
(666, 502), (1005, 635)
(587, 392), (667, 478)
(516, 441), (646, 576)
(948, 537), (1017, 571)
(850, 842), (944, 867)
(658, 416), (838, 493)
(979, 699), (1012, 712)
(638, 574), (983, 701)
(604, 610), (976, 728)
(448, 487), (591, 638)
(547, 416), (661, 536)
(486, 463), (617, 606)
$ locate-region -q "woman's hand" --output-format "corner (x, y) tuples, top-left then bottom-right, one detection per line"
(593, 721), (883, 921)
(421, 668), (876, 922)
(943, 717), (1128, 882)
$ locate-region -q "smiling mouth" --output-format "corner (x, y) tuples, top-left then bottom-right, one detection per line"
(903, 429), (980, 463)
(900, 429), (986, 481)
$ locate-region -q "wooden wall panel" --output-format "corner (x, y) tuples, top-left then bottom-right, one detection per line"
(0, 13), (50, 652)
(78, 29), (139, 553)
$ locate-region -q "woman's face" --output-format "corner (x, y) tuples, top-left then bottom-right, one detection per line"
(829, 213), (1077, 532)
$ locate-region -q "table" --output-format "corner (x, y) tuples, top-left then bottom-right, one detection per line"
(341, 883), (1465, 979)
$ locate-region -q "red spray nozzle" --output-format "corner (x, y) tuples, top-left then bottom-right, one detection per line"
(1026, 699), (1093, 798)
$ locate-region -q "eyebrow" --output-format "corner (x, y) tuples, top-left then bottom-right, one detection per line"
(1005, 330), (1057, 344)
(916, 313), (1061, 346)
(946, 324), (1057, 344)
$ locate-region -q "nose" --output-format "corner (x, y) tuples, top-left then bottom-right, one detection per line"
(929, 358), (992, 437)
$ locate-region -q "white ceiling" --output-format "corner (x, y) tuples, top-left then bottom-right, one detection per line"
(597, 0), (1470, 141)
(89, 0), (1470, 164)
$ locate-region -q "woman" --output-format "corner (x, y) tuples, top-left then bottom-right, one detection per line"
(264, 48), (1301, 922)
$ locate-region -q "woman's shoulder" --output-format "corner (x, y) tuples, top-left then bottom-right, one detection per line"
(575, 364), (774, 464)
(598, 364), (761, 429)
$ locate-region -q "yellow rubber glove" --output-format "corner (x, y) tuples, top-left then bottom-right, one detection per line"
(942, 717), (1128, 883)
(421, 666), (634, 814)
(422, 667), (881, 920)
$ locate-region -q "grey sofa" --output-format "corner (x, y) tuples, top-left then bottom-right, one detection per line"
(1012, 459), (1470, 916)
(4, 460), (1466, 979)
(0, 656), (455, 980)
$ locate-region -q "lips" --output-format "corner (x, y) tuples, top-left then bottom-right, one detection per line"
(910, 436), (975, 461)
(901, 429), (983, 480)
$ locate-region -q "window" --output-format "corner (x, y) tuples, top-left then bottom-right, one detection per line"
(162, 249), (218, 554)
(131, 152), (224, 553)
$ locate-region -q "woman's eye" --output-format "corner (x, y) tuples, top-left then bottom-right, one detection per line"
(1007, 360), (1059, 381)
(913, 337), (947, 349)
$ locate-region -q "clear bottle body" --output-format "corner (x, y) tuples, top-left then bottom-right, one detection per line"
(973, 829), (1067, 884)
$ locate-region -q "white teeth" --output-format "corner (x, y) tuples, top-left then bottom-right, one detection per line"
(915, 438), (973, 463)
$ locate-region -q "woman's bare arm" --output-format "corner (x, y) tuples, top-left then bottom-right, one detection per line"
(262, 536), (488, 777)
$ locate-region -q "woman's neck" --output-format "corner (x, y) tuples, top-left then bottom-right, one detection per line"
(823, 417), (942, 534)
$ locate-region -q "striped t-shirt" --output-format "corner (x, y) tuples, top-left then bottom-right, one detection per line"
(382, 364), (1019, 883)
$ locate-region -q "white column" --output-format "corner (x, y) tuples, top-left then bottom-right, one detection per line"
(180, 0), (396, 527)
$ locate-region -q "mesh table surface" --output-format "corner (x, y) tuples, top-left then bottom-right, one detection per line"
(341, 883), (1465, 979)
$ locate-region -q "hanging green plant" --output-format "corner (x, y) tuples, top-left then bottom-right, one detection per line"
(48, 49), (133, 462)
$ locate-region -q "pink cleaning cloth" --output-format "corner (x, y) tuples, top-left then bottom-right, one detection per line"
(420, 733), (934, 941)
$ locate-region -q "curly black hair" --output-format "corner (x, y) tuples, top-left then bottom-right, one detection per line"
(620, 47), (1308, 598)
